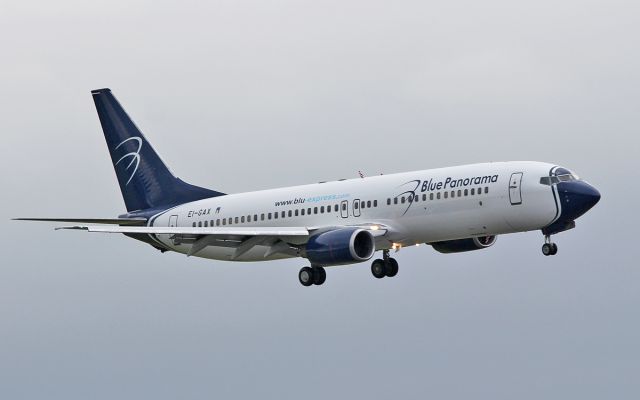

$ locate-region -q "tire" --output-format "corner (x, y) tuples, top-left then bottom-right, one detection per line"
(313, 267), (326, 285)
(371, 259), (386, 279)
(385, 258), (399, 277)
(542, 243), (552, 256)
(550, 243), (558, 255)
(299, 267), (314, 286)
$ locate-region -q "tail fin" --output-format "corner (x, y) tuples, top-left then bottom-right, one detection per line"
(91, 88), (224, 212)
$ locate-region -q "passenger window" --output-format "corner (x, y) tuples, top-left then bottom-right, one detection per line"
(334, 204), (339, 212)
(422, 194), (427, 201)
(367, 200), (371, 208)
(464, 189), (468, 196)
(288, 210), (292, 217)
(361, 201), (365, 209)
(192, 222), (196, 227)
(355, 202), (359, 209)
(309, 207), (313, 214)
(204, 221), (208, 227)
(268, 213), (272, 220)
(326, 206), (330, 213)
(401, 197), (405, 204)
(274, 212), (278, 219)
(281, 211), (285, 218)
(254, 214), (257, 221)
(437, 192), (441, 200)
(198, 221), (202, 227)
(228, 218), (232, 225)
(216, 219), (220, 226)
(261, 213), (265, 221)
(387, 198), (391, 205)
(485, 187), (489, 194)
(241, 216), (245, 223)
(451, 191), (455, 198)
(319, 206), (324, 213)
(222, 218), (226, 225)
(477, 187), (481, 195)
(471, 188), (475, 195)
(394, 198), (398, 205)
(430, 193), (434, 200)
(373, 200), (377, 207)
(444, 191), (448, 199)
(458, 190), (462, 197)
(314, 207), (318, 214)
(295, 209), (299, 216)
(301, 209), (306, 216)
(235, 217), (239, 224)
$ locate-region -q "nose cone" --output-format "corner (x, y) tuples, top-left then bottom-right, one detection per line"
(558, 181), (601, 221)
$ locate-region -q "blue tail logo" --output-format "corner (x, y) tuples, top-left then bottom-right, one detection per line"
(114, 137), (142, 185)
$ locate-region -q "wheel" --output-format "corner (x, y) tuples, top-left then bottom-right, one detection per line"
(550, 243), (558, 255)
(312, 267), (326, 285)
(299, 267), (314, 286)
(371, 259), (386, 279)
(542, 243), (552, 256)
(385, 258), (399, 277)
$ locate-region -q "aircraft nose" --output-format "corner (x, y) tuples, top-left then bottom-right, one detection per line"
(558, 181), (601, 221)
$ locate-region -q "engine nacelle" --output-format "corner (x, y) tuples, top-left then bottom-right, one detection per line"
(305, 228), (376, 266)
(430, 235), (497, 254)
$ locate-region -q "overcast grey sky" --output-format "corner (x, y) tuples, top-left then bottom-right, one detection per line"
(1, 0), (638, 399)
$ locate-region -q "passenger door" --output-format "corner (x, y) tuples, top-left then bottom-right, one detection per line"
(169, 215), (178, 245)
(509, 172), (523, 205)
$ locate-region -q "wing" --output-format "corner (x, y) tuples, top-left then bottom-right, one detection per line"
(21, 219), (391, 259)
(13, 218), (147, 226)
(57, 225), (310, 258)
(57, 225), (309, 236)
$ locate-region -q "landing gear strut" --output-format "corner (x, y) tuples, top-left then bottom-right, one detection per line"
(371, 250), (399, 279)
(542, 235), (558, 256)
(298, 266), (326, 286)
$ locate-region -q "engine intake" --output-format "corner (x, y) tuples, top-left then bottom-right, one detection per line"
(430, 235), (497, 254)
(305, 228), (376, 266)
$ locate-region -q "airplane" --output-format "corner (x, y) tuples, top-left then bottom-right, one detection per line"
(15, 88), (601, 287)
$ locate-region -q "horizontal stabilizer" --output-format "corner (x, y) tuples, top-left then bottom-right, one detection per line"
(13, 218), (147, 226)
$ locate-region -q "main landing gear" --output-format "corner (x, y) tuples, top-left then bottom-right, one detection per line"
(371, 250), (399, 279)
(542, 235), (558, 256)
(298, 266), (326, 286)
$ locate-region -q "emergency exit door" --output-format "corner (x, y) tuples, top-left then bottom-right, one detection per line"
(509, 172), (523, 205)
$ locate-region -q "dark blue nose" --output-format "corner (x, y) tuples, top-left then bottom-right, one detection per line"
(557, 181), (601, 221)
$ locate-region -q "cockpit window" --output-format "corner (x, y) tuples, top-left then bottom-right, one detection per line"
(540, 174), (579, 185)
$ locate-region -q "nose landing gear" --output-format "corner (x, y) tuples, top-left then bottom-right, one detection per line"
(542, 235), (558, 256)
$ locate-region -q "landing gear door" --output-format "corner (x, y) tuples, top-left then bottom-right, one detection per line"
(340, 200), (349, 218)
(509, 172), (523, 205)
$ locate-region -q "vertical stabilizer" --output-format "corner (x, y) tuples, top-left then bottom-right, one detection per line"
(91, 88), (224, 212)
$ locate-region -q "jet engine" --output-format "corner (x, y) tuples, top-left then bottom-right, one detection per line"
(430, 235), (497, 254)
(304, 228), (376, 265)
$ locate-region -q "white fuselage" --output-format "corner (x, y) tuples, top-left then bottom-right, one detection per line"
(147, 161), (560, 263)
